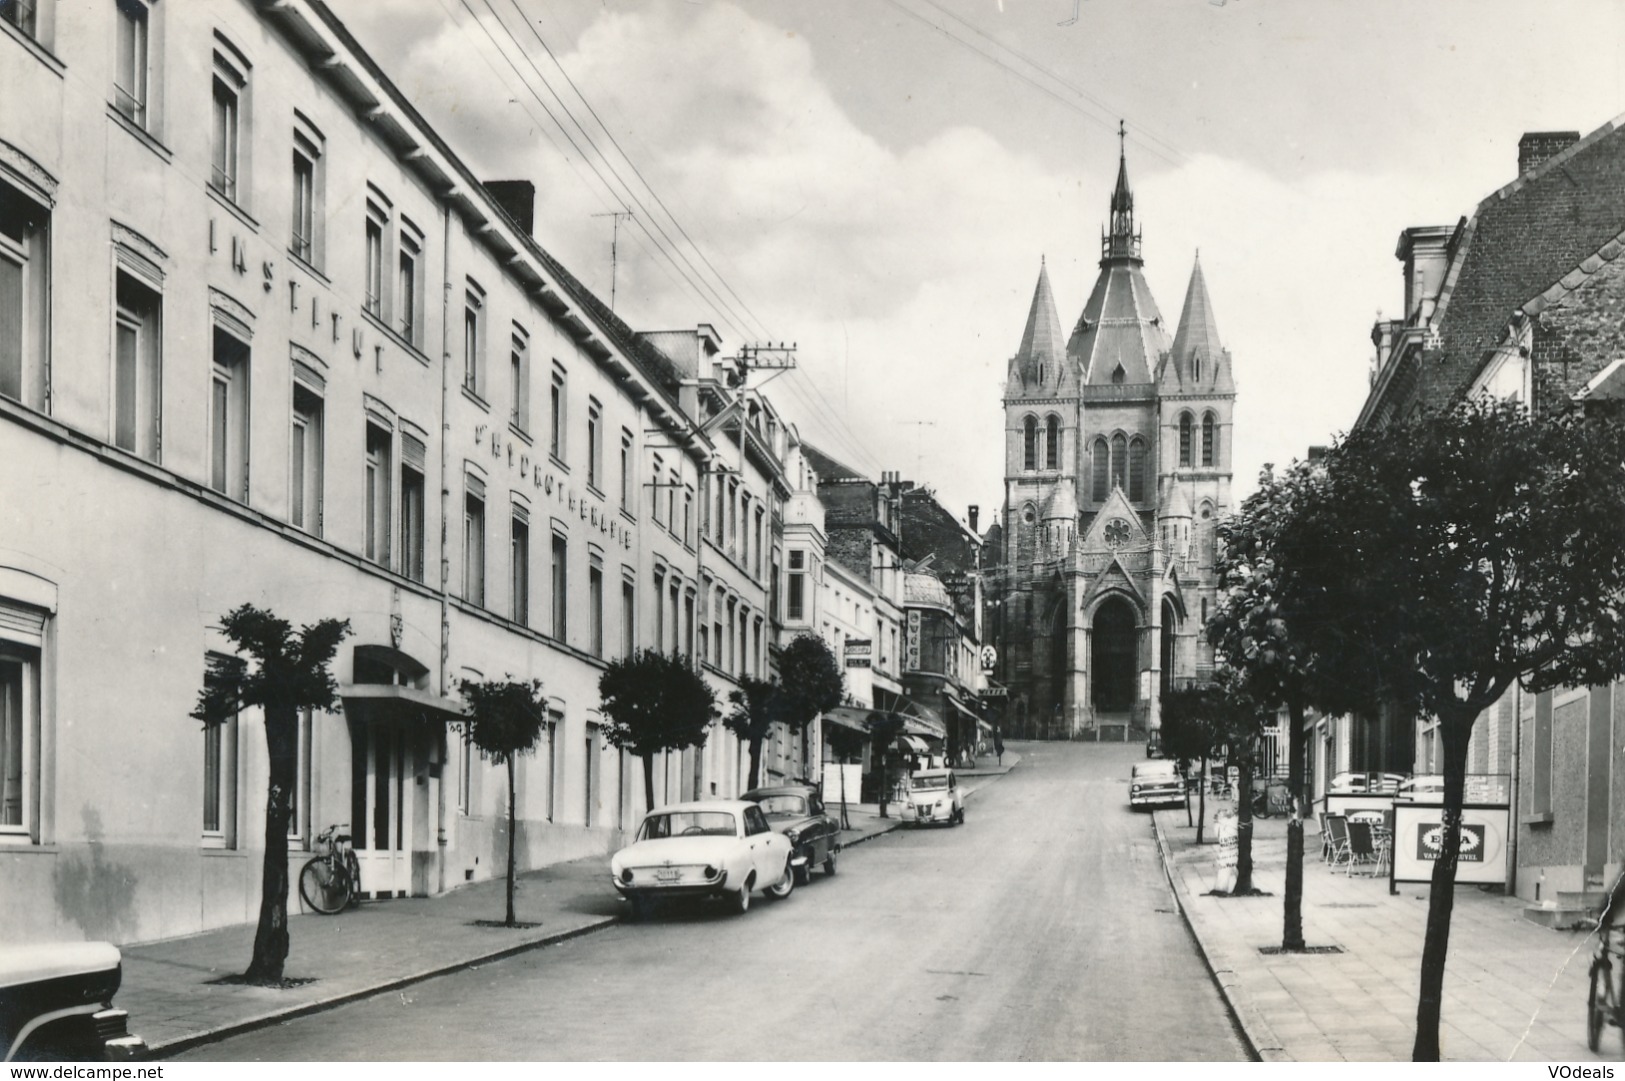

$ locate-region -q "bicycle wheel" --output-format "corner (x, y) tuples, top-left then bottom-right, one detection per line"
(300, 856), (349, 914)
(1588, 957), (1611, 1052)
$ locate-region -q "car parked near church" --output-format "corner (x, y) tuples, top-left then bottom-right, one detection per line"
(610, 801), (795, 921)
(741, 784), (841, 885)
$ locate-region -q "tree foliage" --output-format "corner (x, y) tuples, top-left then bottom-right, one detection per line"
(458, 678), (547, 927)
(191, 604), (350, 984)
(1262, 397), (1625, 1060)
(599, 650), (717, 811)
(725, 636), (844, 789)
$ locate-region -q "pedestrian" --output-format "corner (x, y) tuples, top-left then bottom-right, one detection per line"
(993, 726), (1005, 766)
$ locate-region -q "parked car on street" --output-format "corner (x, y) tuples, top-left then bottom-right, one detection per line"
(1, 943), (146, 1062)
(1129, 760), (1185, 809)
(1393, 774), (1446, 801)
(741, 784), (841, 885)
(901, 768), (965, 826)
(610, 800), (795, 920)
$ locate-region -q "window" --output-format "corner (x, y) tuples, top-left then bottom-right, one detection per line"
(210, 49), (247, 205)
(739, 494), (750, 566)
(1110, 433), (1127, 492)
(397, 225), (421, 345)
(1111, 364), (1125, 385)
(1091, 438), (1108, 503)
(589, 557), (604, 658)
(753, 506), (764, 577)
(0, 178), (50, 410)
(113, 0), (150, 128)
(1045, 415), (1060, 470)
(788, 550), (805, 621)
(0, 645), (38, 839)
(364, 198), (388, 320)
(621, 578), (635, 659)
(584, 723), (599, 828)
(1201, 411), (1216, 467)
(727, 480), (738, 552)
(364, 423), (392, 566)
(113, 272), (161, 461)
(586, 402), (601, 488)
(509, 331), (529, 432)
(511, 512), (529, 625)
(1178, 412), (1193, 468)
(545, 711), (562, 822)
(400, 435), (426, 582)
(0, 0), (37, 37)
(209, 327), (250, 501)
(549, 369), (564, 461)
(289, 383), (322, 534)
(619, 429), (633, 511)
(458, 729), (473, 815)
(462, 284), (483, 395)
(653, 568), (667, 653)
(1022, 415), (1037, 471)
(291, 121), (324, 267)
(683, 590), (695, 660)
(684, 488), (694, 548)
(713, 478), (725, 543)
(1128, 437), (1146, 502)
(463, 477), (485, 607)
(201, 663), (239, 847)
(667, 470), (678, 535)
(650, 456), (664, 526)
(551, 532), (567, 639)
(287, 707), (313, 845)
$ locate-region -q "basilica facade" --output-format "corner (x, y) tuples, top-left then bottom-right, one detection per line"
(992, 146), (1236, 740)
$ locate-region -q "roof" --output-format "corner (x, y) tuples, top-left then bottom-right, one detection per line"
(1163, 256), (1234, 395)
(802, 443), (867, 483)
(1009, 259), (1066, 393)
(904, 572), (954, 610)
(1042, 481), (1078, 522)
(1414, 116), (1625, 409)
(1067, 256), (1170, 386)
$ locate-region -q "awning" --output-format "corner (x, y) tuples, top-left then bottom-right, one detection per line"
(340, 683), (468, 724)
(948, 698), (981, 724)
(822, 706), (874, 734)
(898, 735), (931, 755)
(898, 700), (947, 740)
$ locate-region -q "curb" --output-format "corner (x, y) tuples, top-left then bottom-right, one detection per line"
(1149, 811), (1279, 1063)
(148, 916), (618, 1058)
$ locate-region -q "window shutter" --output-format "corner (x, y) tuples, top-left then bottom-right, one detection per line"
(402, 433), (426, 472)
(0, 602), (46, 646)
(466, 473), (485, 502)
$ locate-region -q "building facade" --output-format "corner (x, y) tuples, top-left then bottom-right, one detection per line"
(992, 143), (1234, 741)
(0, 0), (777, 945)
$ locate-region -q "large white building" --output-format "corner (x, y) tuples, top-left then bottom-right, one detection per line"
(0, 0), (780, 945)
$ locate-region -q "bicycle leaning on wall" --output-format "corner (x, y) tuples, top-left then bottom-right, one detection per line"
(299, 823), (362, 915)
(1588, 873), (1625, 1056)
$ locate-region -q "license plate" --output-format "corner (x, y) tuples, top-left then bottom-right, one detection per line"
(655, 868), (680, 883)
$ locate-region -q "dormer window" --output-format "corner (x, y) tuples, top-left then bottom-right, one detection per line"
(1111, 364), (1125, 385)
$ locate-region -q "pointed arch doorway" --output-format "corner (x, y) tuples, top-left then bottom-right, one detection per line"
(1091, 597), (1138, 714)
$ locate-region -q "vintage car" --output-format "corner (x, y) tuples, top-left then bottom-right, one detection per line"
(1129, 759), (1185, 809)
(901, 768), (965, 826)
(610, 800), (794, 920)
(1, 943), (146, 1062)
(741, 784), (841, 885)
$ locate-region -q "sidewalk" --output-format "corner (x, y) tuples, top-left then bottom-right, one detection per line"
(1152, 807), (1606, 1062)
(126, 766), (1012, 1057)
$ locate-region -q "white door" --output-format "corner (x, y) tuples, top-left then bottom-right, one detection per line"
(351, 720), (414, 897)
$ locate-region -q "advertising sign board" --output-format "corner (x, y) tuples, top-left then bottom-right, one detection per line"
(1391, 803), (1510, 885)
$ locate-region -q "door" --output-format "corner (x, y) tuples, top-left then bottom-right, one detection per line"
(743, 805), (780, 883)
(350, 719), (414, 897)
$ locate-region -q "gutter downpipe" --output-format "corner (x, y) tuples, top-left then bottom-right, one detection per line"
(1507, 684), (1521, 897)
(435, 204), (453, 896)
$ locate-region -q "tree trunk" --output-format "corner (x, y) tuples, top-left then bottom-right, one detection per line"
(1234, 751), (1254, 894)
(837, 754), (850, 829)
(1282, 697), (1308, 951)
(244, 701), (296, 984)
(877, 749), (889, 819)
(747, 734), (764, 791)
(1197, 757), (1208, 844)
(1184, 761), (1194, 829)
(505, 756), (517, 927)
(642, 753), (656, 816)
(1412, 709), (1473, 1061)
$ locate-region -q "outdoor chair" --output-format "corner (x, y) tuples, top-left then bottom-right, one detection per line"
(1345, 819), (1379, 875)
(1324, 814), (1352, 871)
(1317, 813), (1334, 862)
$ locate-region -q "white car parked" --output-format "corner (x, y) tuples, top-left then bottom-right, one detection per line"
(610, 800), (795, 920)
(901, 768), (965, 826)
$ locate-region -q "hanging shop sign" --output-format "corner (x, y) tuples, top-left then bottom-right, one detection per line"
(843, 639), (872, 668)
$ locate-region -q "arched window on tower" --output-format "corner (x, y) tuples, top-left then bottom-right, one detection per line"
(1044, 415), (1060, 470)
(1201, 412), (1216, 467)
(1091, 438), (1109, 503)
(1111, 364), (1126, 385)
(1110, 433), (1127, 492)
(1193, 355), (1202, 383)
(1128, 436), (1146, 501)
(1178, 413), (1193, 468)
(1022, 415), (1037, 471)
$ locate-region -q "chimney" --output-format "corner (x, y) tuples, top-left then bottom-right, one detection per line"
(482, 180), (536, 237)
(1395, 225), (1453, 323)
(1518, 131), (1580, 176)
(967, 505), (980, 534)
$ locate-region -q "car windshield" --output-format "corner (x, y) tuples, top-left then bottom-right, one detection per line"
(637, 811), (738, 840)
(756, 795), (807, 816)
(912, 775), (948, 791)
(1133, 764), (1177, 780)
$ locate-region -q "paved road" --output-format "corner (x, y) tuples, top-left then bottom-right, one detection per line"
(179, 742), (1249, 1061)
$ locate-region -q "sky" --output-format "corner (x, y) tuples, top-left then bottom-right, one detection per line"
(325, 0), (1625, 528)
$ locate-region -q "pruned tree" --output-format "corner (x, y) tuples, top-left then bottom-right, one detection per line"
(867, 712), (906, 819)
(725, 635), (843, 790)
(457, 677), (547, 927)
(599, 650), (717, 812)
(1270, 397), (1625, 1060)
(1159, 685), (1222, 841)
(192, 604), (350, 985)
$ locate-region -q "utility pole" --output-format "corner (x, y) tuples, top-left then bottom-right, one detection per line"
(591, 209), (634, 310)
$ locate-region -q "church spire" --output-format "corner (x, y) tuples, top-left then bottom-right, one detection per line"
(1102, 121), (1142, 262)
(1015, 257), (1065, 377)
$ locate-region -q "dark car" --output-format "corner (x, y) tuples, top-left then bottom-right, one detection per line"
(2, 943), (146, 1062)
(741, 784), (840, 885)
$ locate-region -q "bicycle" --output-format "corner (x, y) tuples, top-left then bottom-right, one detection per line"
(1251, 778), (1291, 819)
(1588, 894), (1623, 1055)
(299, 823), (362, 915)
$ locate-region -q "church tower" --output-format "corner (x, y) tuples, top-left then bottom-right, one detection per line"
(995, 130), (1237, 742)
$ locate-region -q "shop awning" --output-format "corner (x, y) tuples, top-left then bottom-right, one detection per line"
(340, 683), (468, 724)
(821, 706), (874, 734)
(948, 698), (981, 725)
(898, 735), (931, 755)
(898, 701), (947, 741)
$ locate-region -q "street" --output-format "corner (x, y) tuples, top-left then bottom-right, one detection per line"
(178, 743), (1249, 1061)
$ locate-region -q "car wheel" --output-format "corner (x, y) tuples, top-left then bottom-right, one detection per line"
(823, 848), (838, 876)
(627, 895), (652, 923)
(732, 875), (753, 915)
(956, 806), (965, 825)
(766, 860), (795, 900)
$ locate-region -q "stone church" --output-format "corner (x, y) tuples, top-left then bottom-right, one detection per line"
(993, 143), (1236, 740)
